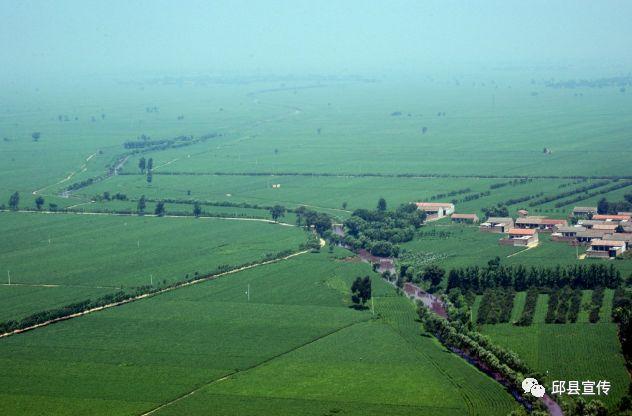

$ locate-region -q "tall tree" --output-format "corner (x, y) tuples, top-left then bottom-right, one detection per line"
(377, 197), (387, 211)
(35, 196), (45, 210)
(146, 172), (153, 183)
(138, 157), (146, 173)
(422, 264), (445, 289)
(137, 195), (146, 214)
(8, 191), (19, 210)
(351, 276), (372, 307)
(270, 205), (286, 222)
(147, 158), (153, 171)
(597, 197), (609, 215)
(193, 202), (202, 217)
(154, 200), (165, 217)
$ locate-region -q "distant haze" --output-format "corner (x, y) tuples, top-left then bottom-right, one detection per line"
(2, 0), (632, 82)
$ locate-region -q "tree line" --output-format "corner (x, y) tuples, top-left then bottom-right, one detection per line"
(447, 263), (622, 293)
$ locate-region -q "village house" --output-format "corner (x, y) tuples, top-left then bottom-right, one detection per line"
(586, 239), (626, 259)
(517, 209), (529, 218)
(451, 213), (479, 224)
(574, 229), (608, 244)
(592, 214), (631, 222)
(572, 206), (597, 218)
(603, 233), (632, 249)
(415, 202), (455, 219)
(479, 217), (514, 233)
(592, 223), (619, 232)
(515, 216), (567, 232)
(551, 225), (586, 242)
(577, 219), (607, 229)
(499, 228), (539, 247)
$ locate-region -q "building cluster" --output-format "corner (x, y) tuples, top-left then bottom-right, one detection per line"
(414, 201), (631, 259)
(551, 206), (631, 259)
(481, 213), (568, 249)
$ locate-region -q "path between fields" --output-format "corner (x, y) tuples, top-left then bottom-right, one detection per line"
(0, 249), (311, 339)
(506, 245), (535, 258)
(139, 320), (366, 416)
(32, 151), (98, 195)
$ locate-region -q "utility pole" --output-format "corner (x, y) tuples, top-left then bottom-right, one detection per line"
(247, 284), (250, 302)
(7, 270), (11, 285)
(150, 274), (153, 286)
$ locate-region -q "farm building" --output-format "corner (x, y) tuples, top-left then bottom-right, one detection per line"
(572, 206), (597, 218)
(603, 233), (632, 249)
(451, 213), (479, 223)
(575, 229), (608, 244)
(586, 239), (626, 259)
(515, 216), (567, 232)
(577, 219), (607, 229)
(517, 209), (529, 218)
(618, 211), (632, 216)
(479, 217), (514, 233)
(415, 202), (455, 219)
(551, 225), (586, 241)
(592, 214), (631, 222)
(499, 228), (539, 247)
(592, 223), (619, 232)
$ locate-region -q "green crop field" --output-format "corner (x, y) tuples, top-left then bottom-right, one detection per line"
(480, 289), (627, 406)
(1, 70), (631, 416)
(0, 250), (516, 416)
(0, 211), (306, 321)
(481, 323), (628, 407)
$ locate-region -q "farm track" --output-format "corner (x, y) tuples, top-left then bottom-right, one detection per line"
(0, 248), (311, 340)
(32, 151), (98, 195)
(139, 320), (367, 415)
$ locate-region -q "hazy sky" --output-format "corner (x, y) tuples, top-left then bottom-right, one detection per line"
(2, 0), (632, 80)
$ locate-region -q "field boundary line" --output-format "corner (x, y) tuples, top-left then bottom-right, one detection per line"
(139, 320), (368, 416)
(0, 250), (310, 340)
(0, 282), (120, 289)
(3, 209), (296, 226)
(126, 171), (632, 180)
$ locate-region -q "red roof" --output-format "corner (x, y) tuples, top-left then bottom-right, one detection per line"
(508, 228), (537, 236)
(593, 214), (631, 221)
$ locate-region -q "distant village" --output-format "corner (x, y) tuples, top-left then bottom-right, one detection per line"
(415, 202), (631, 259)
